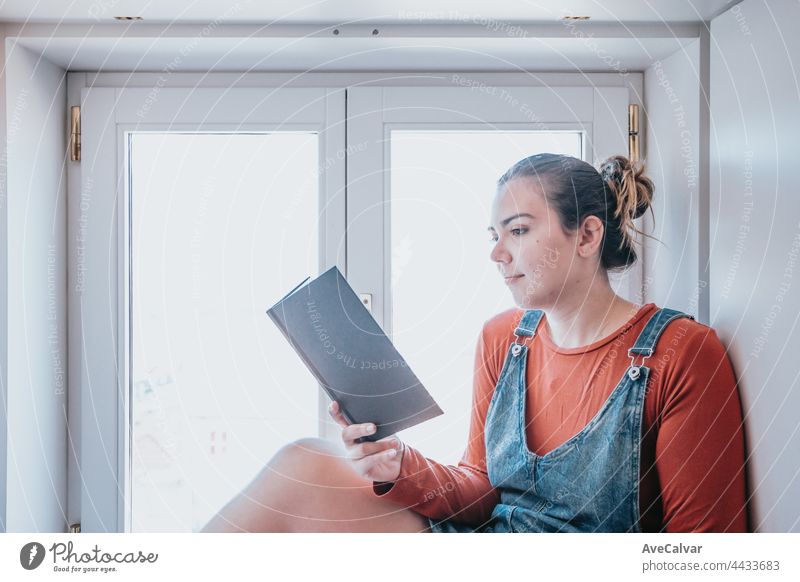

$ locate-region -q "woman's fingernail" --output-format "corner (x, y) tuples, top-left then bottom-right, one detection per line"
(366, 424), (375, 433)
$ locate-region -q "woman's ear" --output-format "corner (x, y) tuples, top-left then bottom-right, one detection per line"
(576, 215), (605, 259)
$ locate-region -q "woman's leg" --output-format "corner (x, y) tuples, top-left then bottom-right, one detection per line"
(200, 437), (431, 532)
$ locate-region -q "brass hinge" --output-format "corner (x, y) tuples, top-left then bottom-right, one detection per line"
(69, 105), (81, 162)
(69, 523), (81, 533)
(628, 104), (640, 162)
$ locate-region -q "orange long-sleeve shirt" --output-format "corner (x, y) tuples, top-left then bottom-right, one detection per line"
(373, 303), (748, 532)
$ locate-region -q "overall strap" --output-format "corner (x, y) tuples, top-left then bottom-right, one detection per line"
(514, 309), (545, 338)
(511, 309), (545, 356)
(628, 307), (695, 366)
(629, 308), (694, 356)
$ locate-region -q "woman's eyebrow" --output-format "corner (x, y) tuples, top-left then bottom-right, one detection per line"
(487, 212), (536, 231)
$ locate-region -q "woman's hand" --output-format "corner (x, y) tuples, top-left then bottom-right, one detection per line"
(328, 400), (405, 483)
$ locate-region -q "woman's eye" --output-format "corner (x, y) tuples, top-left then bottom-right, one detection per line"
(489, 228), (526, 242)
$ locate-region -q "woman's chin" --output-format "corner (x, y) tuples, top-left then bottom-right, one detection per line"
(515, 290), (549, 310)
(514, 295), (539, 310)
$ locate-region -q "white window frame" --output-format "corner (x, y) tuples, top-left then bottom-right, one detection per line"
(72, 85), (346, 532)
(67, 72), (640, 532)
(345, 84), (636, 342)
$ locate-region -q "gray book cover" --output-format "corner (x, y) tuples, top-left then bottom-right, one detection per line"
(266, 265), (443, 442)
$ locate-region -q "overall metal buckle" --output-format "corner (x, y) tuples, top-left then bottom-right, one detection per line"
(511, 320), (537, 356)
(512, 334), (534, 356)
(627, 347), (653, 381)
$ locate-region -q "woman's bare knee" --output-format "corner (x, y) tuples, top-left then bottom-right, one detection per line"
(204, 437), (430, 532)
(200, 437), (337, 532)
(270, 437), (429, 532)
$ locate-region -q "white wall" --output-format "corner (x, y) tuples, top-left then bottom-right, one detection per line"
(710, 0), (800, 532)
(642, 41), (702, 317)
(2, 42), (68, 532)
(0, 23), (7, 531)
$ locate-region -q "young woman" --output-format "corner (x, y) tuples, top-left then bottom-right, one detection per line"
(202, 153), (748, 533)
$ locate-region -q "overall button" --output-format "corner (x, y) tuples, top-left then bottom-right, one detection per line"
(627, 366), (641, 381)
(512, 344), (523, 356)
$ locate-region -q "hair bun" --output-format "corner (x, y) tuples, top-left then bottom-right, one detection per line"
(600, 155), (654, 249)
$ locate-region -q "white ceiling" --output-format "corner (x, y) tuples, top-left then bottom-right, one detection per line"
(2, 1), (728, 73)
(17, 35), (696, 73)
(0, 0), (736, 24)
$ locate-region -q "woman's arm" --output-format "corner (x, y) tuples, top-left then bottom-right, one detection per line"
(372, 325), (501, 525)
(655, 327), (748, 532)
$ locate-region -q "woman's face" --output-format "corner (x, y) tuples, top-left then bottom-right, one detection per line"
(488, 177), (579, 309)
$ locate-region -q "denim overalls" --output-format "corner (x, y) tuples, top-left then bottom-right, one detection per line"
(428, 307), (694, 533)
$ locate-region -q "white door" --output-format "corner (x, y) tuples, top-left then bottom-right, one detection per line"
(345, 85), (633, 464)
(72, 87), (345, 532)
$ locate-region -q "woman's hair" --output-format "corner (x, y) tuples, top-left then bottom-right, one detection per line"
(497, 153), (655, 272)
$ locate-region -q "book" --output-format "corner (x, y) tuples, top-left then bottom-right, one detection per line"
(266, 265), (443, 442)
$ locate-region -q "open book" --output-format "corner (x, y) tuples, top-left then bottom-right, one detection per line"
(266, 266), (443, 442)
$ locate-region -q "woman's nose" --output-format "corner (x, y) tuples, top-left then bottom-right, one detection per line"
(490, 239), (511, 263)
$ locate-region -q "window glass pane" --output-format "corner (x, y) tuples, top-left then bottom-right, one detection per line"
(129, 132), (319, 532)
(390, 131), (583, 464)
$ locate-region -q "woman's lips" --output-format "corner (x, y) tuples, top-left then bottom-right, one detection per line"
(504, 274), (524, 284)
